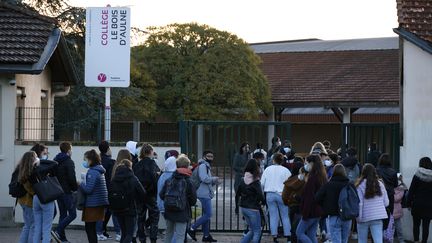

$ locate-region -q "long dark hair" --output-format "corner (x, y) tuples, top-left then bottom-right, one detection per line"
(356, 163), (382, 199)
(18, 151), (37, 184)
(378, 153), (392, 167)
(269, 136), (281, 154)
(84, 149), (101, 167)
(306, 154), (327, 186)
(239, 142), (249, 155)
(244, 159), (260, 180)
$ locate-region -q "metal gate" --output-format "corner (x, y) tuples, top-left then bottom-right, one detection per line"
(179, 121), (291, 232)
(342, 123), (400, 170)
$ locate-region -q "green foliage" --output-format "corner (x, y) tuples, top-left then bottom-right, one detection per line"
(141, 23), (272, 121)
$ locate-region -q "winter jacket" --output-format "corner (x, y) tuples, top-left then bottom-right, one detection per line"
(29, 160), (58, 184)
(233, 153), (249, 191)
(376, 165), (398, 197)
(111, 166), (146, 216)
(100, 153), (115, 188)
(393, 184), (406, 219)
(341, 156), (359, 169)
(160, 169), (197, 223)
(235, 172), (265, 211)
(80, 165), (109, 207)
(54, 153), (77, 194)
(133, 157), (161, 198)
(18, 181), (34, 207)
(196, 160), (218, 199)
(408, 167), (432, 218)
(157, 171), (174, 212)
(356, 179), (389, 223)
(315, 175), (350, 216)
(367, 150), (381, 167)
(282, 175), (305, 207)
(300, 175), (325, 219)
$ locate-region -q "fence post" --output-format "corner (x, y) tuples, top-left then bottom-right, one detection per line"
(197, 124), (204, 159)
(133, 120), (140, 142)
(97, 107), (102, 143)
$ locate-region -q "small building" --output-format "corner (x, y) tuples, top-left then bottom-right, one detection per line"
(0, 3), (78, 225)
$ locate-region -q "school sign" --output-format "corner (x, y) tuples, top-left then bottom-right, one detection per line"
(85, 7), (131, 87)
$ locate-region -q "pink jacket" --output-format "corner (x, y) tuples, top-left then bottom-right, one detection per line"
(393, 185), (406, 219)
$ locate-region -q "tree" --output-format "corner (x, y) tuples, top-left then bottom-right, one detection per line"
(141, 23), (272, 121)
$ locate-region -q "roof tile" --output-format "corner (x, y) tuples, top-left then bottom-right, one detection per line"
(397, 0), (432, 42)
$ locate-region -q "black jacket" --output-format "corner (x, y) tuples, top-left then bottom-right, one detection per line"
(100, 153), (115, 187)
(408, 167), (432, 218)
(111, 166), (146, 216)
(235, 179), (265, 211)
(367, 150), (381, 167)
(341, 156), (359, 169)
(29, 160), (58, 185)
(160, 171), (197, 223)
(315, 175), (349, 216)
(133, 157), (161, 197)
(54, 153), (77, 194)
(376, 165), (398, 196)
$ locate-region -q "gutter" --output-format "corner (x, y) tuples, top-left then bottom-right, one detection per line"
(394, 28), (432, 55)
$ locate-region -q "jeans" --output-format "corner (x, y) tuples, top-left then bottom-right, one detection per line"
(19, 204), (34, 243)
(413, 216), (431, 243)
(191, 197), (212, 237)
(289, 206), (301, 241)
(394, 218), (404, 243)
(137, 196), (159, 241)
(266, 192), (290, 237)
(56, 193), (77, 240)
(241, 207), (261, 243)
(165, 220), (187, 243)
(116, 214), (136, 243)
(33, 195), (55, 243)
(328, 216), (351, 243)
(96, 209), (121, 235)
(357, 219), (383, 243)
(296, 217), (320, 243)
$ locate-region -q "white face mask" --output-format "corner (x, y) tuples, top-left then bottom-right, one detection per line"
(324, 159), (332, 167)
(304, 163), (311, 172)
(298, 174), (305, 181)
(276, 141), (282, 147)
(41, 155), (48, 160)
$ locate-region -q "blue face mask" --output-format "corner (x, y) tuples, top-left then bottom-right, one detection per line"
(82, 161), (89, 168)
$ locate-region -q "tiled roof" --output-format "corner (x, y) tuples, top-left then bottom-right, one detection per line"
(0, 3), (56, 64)
(397, 0), (432, 42)
(258, 49), (399, 107)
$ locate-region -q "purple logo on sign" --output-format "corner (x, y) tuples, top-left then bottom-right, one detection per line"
(97, 73), (107, 82)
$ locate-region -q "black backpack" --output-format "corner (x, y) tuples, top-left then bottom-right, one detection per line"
(338, 183), (360, 220)
(164, 177), (187, 212)
(9, 169), (26, 198)
(109, 179), (132, 213)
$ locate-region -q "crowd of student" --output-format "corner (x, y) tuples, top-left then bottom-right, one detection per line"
(9, 137), (432, 243)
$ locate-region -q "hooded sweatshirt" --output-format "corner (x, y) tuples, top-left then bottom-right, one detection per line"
(196, 159), (218, 199)
(80, 164), (109, 207)
(157, 156), (177, 212)
(408, 167), (432, 218)
(126, 141), (138, 163)
(235, 172), (265, 210)
(54, 152), (77, 193)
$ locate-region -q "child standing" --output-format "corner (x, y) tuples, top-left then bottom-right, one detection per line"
(393, 173), (407, 243)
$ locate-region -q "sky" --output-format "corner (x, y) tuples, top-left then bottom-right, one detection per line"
(70, 0), (398, 43)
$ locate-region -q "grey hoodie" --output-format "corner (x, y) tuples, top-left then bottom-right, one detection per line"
(196, 159), (218, 199)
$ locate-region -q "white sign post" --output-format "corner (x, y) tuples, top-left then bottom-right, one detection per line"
(85, 7), (131, 141)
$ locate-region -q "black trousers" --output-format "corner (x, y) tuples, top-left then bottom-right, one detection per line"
(413, 216), (431, 243)
(85, 222), (97, 243)
(137, 196), (159, 241)
(102, 209), (112, 234)
(117, 214), (136, 243)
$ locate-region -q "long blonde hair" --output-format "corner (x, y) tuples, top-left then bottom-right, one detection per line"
(112, 149), (132, 179)
(309, 142), (327, 155)
(18, 151), (37, 184)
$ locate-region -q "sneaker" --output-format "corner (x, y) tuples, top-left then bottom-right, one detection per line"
(351, 233), (358, 240)
(97, 234), (108, 241)
(51, 231), (62, 243)
(202, 235), (217, 242)
(273, 237), (279, 243)
(103, 232), (112, 239)
(115, 234), (121, 242)
(187, 228), (197, 241)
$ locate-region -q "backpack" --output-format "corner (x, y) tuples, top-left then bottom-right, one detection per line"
(190, 163), (209, 190)
(346, 164), (360, 183)
(9, 169), (26, 198)
(163, 177), (187, 212)
(109, 179), (132, 213)
(338, 183), (360, 220)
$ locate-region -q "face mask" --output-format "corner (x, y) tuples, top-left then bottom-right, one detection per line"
(298, 174), (305, 181)
(324, 159), (332, 167)
(205, 158), (213, 163)
(82, 161), (89, 169)
(304, 163), (311, 172)
(276, 141), (282, 147)
(41, 155), (48, 160)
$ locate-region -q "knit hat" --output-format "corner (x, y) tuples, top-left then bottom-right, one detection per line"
(164, 156), (177, 172)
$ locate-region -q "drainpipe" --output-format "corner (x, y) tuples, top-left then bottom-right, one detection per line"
(49, 85), (70, 140)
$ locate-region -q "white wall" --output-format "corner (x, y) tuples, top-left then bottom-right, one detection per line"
(12, 145), (180, 226)
(400, 39), (432, 242)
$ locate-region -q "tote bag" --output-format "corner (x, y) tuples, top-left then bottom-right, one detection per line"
(33, 175), (64, 204)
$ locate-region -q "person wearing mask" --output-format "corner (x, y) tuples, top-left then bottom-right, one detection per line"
(80, 149), (109, 243)
(366, 143), (381, 167)
(157, 155), (178, 215)
(315, 164), (351, 243)
(160, 155), (197, 243)
(341, 148), (360, 183)
(29, 152), (58, 243)
(234, 142), (251, 192)
(375, 153), (398, 231)
(52, 142), (77, 243)
(133, 144), (161, 243)
(267, 137), (282, 168)
(261, 153), (292, 243)
(96, 141), (120, 241)
(408, 157), (432, 243)
(111, 159), (146, 243)
(355, 164), (389, 243)
(187, 150), (219, 242)
(326, 153), (339, 178)
(30, 143), (49, 160)
(16, 151), (37, 243)
(296, 154), (327, 243)
(235, 159), (265, 243)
